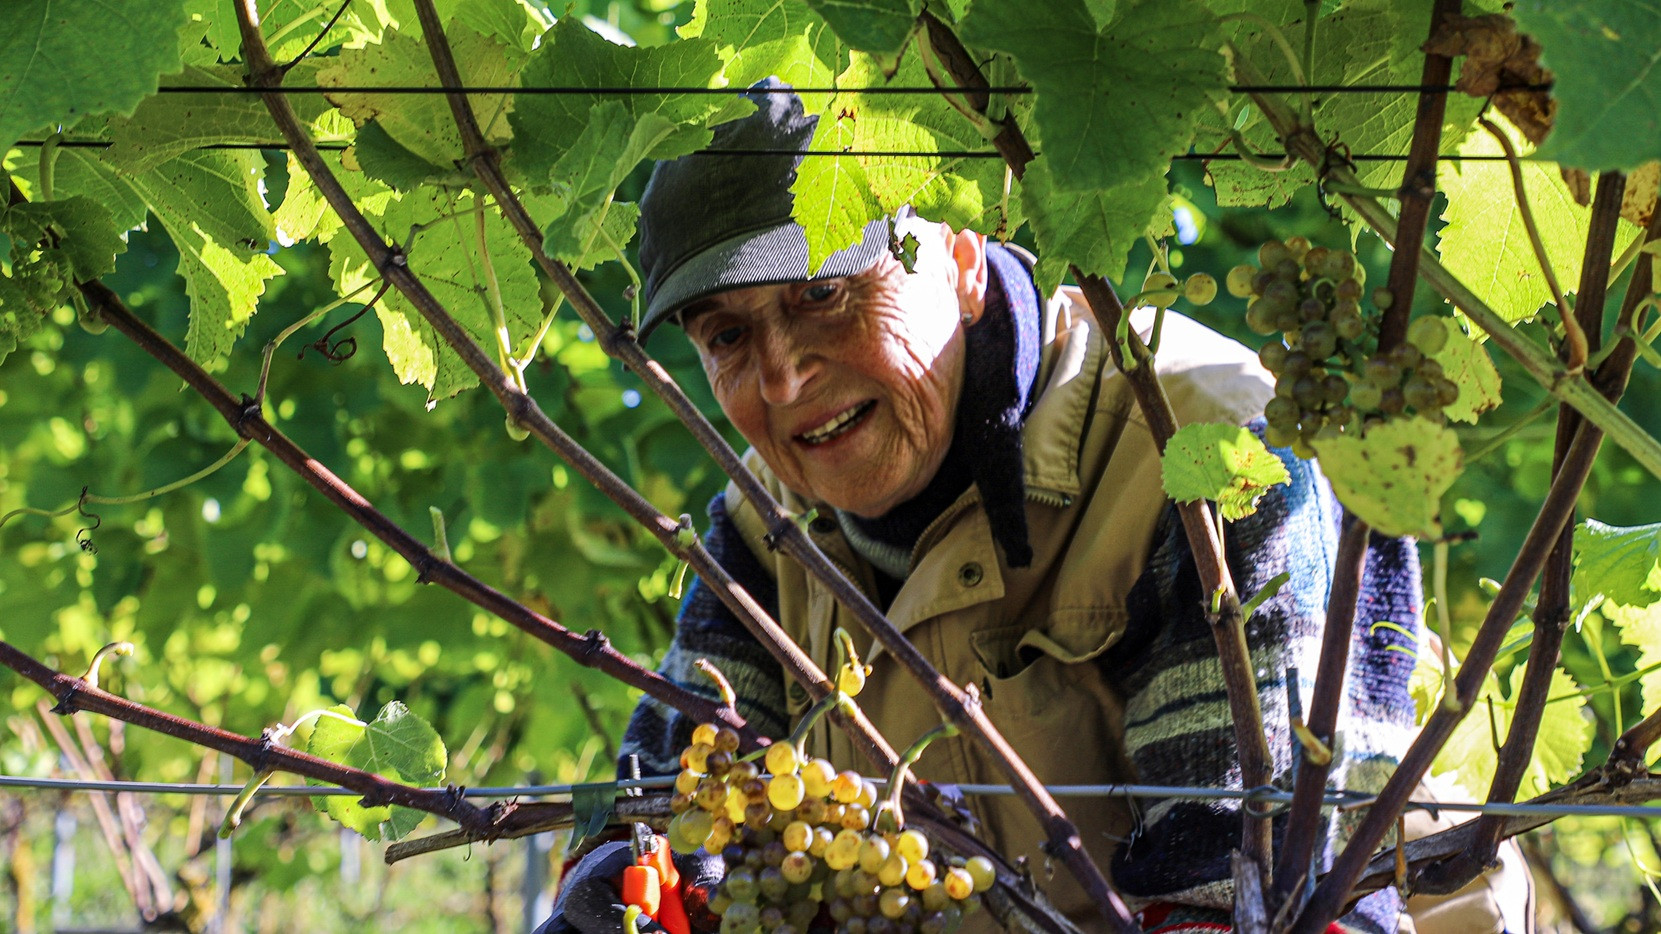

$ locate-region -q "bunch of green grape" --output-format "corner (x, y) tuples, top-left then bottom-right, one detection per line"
(665, 722), (991, 934)
(8, 251), (75, 314)
(1227, 237), (1459, 457)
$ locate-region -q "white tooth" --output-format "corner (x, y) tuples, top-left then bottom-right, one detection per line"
(802, 404), (865, 442)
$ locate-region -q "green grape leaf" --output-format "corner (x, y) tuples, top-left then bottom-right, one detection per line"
(364, 700), (447, 785)
(681, 0), (844, 103)
(1432, 663), (1591, 799)
(320, 24), (518, 168)
(803, 0), (918, 54)
(305, 705), (390, 840)
(1437, 117), (1639, 324)
(28, 147), (150, 233)
(1574, 519), (1661, 611)
(1425, 318), (1502, 424)
(332, 187), (542, 400)
(958, 0), (1225, 193)
(349, 120), (457, 192)
(1161, 422), (1292, 521)
(124, 151), (285, 365)
(508, 19), (729, 181)
(1311, 416), (1462, 540)
(1514, 0), (1661, 171)
(539, 104), (678, 262)
(0, 0), (191, 151)
(2, 196), (127, 282)
(791, 51), (1022, 271)
(1022, 155), (1169, 294)
(105, 64), (335, 174)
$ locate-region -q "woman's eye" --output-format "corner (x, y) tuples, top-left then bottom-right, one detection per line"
(802, 282), (839, 303)
(707, 325), (744, 349)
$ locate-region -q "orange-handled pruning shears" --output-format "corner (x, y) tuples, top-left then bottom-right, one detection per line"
(626, 825), (690, 934)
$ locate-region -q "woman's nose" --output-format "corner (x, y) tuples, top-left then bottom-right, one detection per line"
(756, 330), (816, 406)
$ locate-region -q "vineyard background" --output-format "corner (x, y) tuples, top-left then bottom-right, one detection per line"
(4, 0), (1661, 930)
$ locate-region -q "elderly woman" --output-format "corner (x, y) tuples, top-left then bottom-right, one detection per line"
(545, 83), (1526, 934)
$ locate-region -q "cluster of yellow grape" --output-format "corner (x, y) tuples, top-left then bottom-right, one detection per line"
(665, 723), (990, 934)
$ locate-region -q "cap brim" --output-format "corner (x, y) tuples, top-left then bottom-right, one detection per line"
(638, 217), (892, 342)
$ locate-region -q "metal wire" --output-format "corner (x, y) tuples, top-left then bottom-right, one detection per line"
(140, 83), (1549, 96)
(6, 139), (1527, 162)
(5, 772), (1660, 821)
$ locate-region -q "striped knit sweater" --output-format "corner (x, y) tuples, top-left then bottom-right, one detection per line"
(619, 255), (1423, 930)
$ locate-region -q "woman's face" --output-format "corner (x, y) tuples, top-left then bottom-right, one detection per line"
(683, 225), (987, 518)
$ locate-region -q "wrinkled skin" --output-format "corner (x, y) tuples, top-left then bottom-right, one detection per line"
(681, 222), (989, 518)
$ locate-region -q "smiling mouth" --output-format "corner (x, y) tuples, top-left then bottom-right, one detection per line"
(796, 401), (876, 446)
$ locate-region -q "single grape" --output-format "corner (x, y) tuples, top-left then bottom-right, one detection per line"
(905, 858), (938, 891)
(796, 797), (828, 825)
(1322, 375), (1348, 406)
(676, 769), (703, 796)
(892, 829), (930, 863)
(880, 889), (912, 921)
(729, 761), (760, 785)
(1252, 270), (1279, 295)
(726, 790), (749, 824)
(1245, 300), (1277, 335)
(1292, 377), (1324, 410)
(1264, 397), (1300, 429)
(1291, 437), (1316, 460)
(1265, 423), (1299, 448)
(1436, 378), (1460, 407)
(1302, 246), (1332, 275)
(830, 898), (856, 924)
(1407, 317), (1449, 354)
(782, 850), (815, 884)
(1258, 341), (1289, 373)
(1261, 279), (1299, 309)
(801, 758), (837, 798)
(740, 778), (768, 803)
(1335, 278), (1362, 302)
(715, 729), (742, 753)
(759, 865), (788, 900)
(768, 773), (806, 811)
(682, 809), (715, 845)
(1274, 258), (1301, 281)
(962, 856), (995, 893)
(919, 911), (949, 934)
(1387, 343), (1423, 369)
(722, 903), (760, 934)
(823, 803), (847, 826)
(710, 890), (735, 916)
(840, 803), (871, 831)
(760, 840), (789, 868)
(859, 836), (891, 874)
(942, 867), (975, 900)
(921, 882), (951, 913)
(1282, 350), (1313, 378)
(1350, 381), (1383, 412)
(1226, 264), (1257, 298)
(838, 663), (868, 696)
(855, 781), (879, 810)
(671, 792), (695, 815)
(1362, 358), (1401, 389)
(850, 869), (882, 898)
(831, 771), (864, 804)
(692, 723), (720, 747)
(1403, 376), (1441, 411)
(1183, 272), (1218, 305)
(1379, 387), (1406, 416)
(1298, 297), (1327, 325)
(759, 906), (785, 930)
(782, 820), (814, 853)
(707, 750), (734, 777)
(1271, 306), (1302, 333)
(1371, 287), (1394, 310)
(725, 866), (760, 902)
(878, 852), (910, 887)
(1258, 240), (1291, 269)
(1302, 322), (1337, 359)
(827, 829), (863, 870)
(697, 777), (730, 811)
(1333, 312), (1366, 341)
(844, 917), (870, 934)
(1284, 235), (1311, 260)
(1142, 272), (1180, 308)
(744, 801), (772, 829)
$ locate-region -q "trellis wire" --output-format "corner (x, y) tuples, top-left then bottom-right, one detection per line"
(6, 140), (1530, 162)
(4, 773), (1660, 821)
(144, 83), (1548, 95)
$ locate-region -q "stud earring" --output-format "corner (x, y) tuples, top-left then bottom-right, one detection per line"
(960, 311), (974, 325)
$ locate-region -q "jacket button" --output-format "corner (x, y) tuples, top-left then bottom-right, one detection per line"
(958, 562), (984, 587)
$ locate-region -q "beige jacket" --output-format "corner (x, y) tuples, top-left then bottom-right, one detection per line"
(723, 287), (1528, 931)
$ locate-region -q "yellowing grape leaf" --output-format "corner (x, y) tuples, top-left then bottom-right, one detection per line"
(1437, 115), (1639, 324)
(1431, 663), (1591, 800)
(1311, 417), (1462, 540)
(1426, 318), (1502, 424)
(1161, 423), (1291, 521)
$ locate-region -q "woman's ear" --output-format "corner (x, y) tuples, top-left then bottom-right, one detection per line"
(948, 226), (989, 325)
